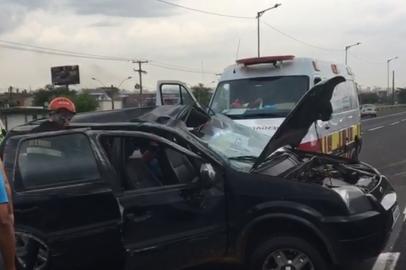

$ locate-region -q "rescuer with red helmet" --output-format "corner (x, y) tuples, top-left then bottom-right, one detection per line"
(32, 97), (76, 132)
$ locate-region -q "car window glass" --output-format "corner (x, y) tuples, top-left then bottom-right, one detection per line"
(331, 81), (359, 113)
(161, 84), (181, 105)
(210, 76), (309, 119)
(17, 133), (100, 190)
(100, 136), (201, 191)
(180, 86), (194, 106)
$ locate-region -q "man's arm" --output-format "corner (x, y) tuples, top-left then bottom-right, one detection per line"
(1, 164), (13, 223)
(0, 204), (15, 270)
(0, 161), (16, 270)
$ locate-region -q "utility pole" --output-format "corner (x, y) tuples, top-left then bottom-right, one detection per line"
(133, 60), (148, 107)
(256, 3), (281, 57)
(392, 70), (395, 105)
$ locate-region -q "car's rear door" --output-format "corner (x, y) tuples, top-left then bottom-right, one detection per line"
(4, 130), (123, 270)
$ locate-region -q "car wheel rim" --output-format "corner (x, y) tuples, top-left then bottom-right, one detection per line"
(16, 232), (49, 270)
(262, 248), (315, 270)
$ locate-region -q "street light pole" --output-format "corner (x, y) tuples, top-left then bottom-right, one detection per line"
(344, 42), (361, 66)
(91, 77), (106, 87)
(387, 56), (398, 91)
(257, 3), (281, 57)
(118, 76), (132, 89)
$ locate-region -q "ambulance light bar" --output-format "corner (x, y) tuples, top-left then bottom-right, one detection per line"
(236, 55), (295, 66)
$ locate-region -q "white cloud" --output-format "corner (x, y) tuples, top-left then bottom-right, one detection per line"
(1, 0), (406, 91)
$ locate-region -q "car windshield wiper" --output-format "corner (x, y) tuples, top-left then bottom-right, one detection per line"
(228, 155), (258, 162)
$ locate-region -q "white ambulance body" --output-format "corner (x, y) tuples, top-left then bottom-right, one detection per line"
(156, 55), (361, 158)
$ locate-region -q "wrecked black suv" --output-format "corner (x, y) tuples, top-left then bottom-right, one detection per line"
(3, 77), (399, 270)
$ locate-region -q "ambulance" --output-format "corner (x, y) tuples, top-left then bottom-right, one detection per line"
(156, 55), (362, 159)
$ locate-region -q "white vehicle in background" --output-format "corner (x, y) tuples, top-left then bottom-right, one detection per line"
(360, 104), (377, 118)
(156, 55), (362, 159)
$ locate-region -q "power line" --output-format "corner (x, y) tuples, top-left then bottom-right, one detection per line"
(261, 21), (341, 52)
(149, 62), (217, 75)
(0, 39), (132, 61)
(0, 39), (220, 73)
(348, 52), (386, 64)
(149, 60), (210, 72)
(155, 1), (386, 65)
(0, 43), (132, 62)
(155, 0), (254, 19)
(154, 1), (344, 53)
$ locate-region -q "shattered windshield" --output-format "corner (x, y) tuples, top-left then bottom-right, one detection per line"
(196, 114), (270, 161)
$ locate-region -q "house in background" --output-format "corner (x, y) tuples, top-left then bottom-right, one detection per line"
(122, 93), (156, 108)
(82, 88), (123, 111)
(0, 89), (44, 130)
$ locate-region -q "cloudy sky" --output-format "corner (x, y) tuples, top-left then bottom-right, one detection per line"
(0, 0), (405, 92)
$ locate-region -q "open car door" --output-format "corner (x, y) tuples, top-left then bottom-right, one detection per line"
(155, 80), (203, 110)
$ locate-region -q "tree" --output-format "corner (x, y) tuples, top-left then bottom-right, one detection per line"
(190, 83), (213, 107)
(358, 92), (379, 104)
(397, 88), (406, 104)
(33, 86), (76, 107)
(32, 86), (98, 113)
(74, 93), (98, 113)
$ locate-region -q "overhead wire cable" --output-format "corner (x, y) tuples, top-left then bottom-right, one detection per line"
(0, 43), (132, 62)
(261, 21), (341, 52)
(149, 62), (217, 75)
(155, 0), (254, 19)
(0, 39), (132, 61)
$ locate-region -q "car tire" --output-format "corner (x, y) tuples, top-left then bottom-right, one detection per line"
(15, 230), (50, 270)
(249, 236), (329, 270)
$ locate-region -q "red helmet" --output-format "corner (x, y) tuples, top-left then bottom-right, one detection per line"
(48, 97), (76, 113)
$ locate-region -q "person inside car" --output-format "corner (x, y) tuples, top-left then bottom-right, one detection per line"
(141, 143), (164, 181)
(0, 161), (16, 270)
(32, 97), (76, 132)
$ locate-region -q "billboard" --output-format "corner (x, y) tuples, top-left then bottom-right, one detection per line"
(51, 65), (80, 85)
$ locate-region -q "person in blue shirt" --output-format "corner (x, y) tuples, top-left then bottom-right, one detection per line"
(0, 161), (16, 270)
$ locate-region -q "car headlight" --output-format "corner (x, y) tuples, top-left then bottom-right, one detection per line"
(333, 186), (374, 214)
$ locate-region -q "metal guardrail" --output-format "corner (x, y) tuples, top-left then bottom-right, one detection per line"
(376, 104), (406, 111)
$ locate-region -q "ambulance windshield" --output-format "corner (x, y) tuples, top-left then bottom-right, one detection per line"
(210, 76), (309, 119)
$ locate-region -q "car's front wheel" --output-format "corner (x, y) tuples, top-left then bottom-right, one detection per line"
(249, 236), (329, 270)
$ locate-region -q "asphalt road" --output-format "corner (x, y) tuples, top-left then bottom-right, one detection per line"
(353, 111), (406, 270)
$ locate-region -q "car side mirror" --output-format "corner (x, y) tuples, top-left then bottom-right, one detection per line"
(200, 163), (216, 188)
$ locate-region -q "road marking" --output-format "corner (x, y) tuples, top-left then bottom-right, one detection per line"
(381, 159), (406, 170)
(392, 171), (406, 177)
(401, 119), (406, 122)
(372, 252), (400, 270)
(403, 207), (406, 222)
(390, 121), (400, 126)
(368, 126), (385, 131)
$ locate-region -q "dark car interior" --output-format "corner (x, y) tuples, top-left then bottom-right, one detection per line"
(100, 136), (201, 191)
